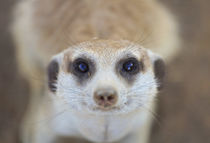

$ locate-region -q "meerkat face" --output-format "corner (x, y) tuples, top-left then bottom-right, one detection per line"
(47, 40), (165, 115)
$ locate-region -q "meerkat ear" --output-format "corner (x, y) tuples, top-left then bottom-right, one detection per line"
(148, 51), (166, 90)
(47, 59), (60, 93)
(153, 57), (165, 90)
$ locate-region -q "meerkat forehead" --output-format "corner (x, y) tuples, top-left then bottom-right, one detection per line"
(62, 39), (151, 69)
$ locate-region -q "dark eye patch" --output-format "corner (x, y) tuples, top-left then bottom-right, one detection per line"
(116, 57), (144, 82)
(68, 57), (95, 83)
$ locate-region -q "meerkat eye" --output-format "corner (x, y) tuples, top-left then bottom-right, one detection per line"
(77, 61), (89, 73)
(75, 60), (89, 73)
(122, 58), (140, 74)
(123, 61), (136, 72)
(116, 57), (144, 81)
(70, 58), (95, 81)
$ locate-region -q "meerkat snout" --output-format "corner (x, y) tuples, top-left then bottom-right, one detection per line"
(94, 87), (118, 109)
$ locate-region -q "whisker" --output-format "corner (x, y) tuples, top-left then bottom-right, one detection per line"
(140, 104), (162, 127)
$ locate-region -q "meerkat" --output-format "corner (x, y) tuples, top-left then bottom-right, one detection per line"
(12, 0), (179, 143)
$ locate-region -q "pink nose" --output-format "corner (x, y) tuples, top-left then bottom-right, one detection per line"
(94, 88), (118, 109)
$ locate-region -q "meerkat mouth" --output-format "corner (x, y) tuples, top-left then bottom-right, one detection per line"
(92, 106), (122, 112)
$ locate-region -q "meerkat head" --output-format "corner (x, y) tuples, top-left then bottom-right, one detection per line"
(47, 40), (165, 114)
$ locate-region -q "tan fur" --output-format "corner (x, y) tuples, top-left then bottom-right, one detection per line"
(12, 0), (180, 142)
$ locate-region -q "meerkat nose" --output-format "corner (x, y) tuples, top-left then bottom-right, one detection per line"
(94, 88), (118, 109)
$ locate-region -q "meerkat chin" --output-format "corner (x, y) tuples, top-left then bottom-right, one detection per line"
(12, 0), (179, 143)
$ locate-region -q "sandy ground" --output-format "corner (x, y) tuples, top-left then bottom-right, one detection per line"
(0, 0), (210, 143)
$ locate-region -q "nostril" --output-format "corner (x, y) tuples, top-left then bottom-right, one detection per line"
(108, 95), (114, 101)
(100, 96), (105, 101)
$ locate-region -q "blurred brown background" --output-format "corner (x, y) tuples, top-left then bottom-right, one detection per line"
(0, 0), (210, 143)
